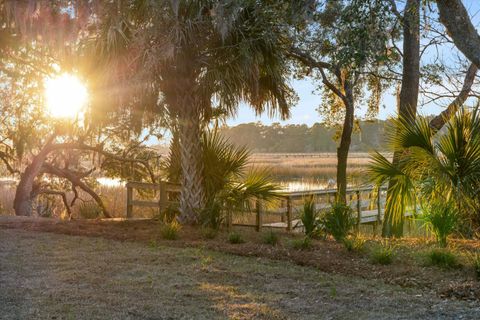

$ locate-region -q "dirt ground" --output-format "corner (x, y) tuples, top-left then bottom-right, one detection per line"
(2, 228), (480, 320)
(1, 216), (480, 319)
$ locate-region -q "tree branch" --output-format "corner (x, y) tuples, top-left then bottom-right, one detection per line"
(437, 0), (480, 68)
(41, 163), (111, 218)
(36, 189), (72, 219)
(429, 63), (478, 131)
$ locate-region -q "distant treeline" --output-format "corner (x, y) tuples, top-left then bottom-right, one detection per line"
(219, 120), (389, 153)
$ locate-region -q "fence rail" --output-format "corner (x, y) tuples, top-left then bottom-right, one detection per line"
(125, 181), (397, 232)
(125, 181), (181, 218)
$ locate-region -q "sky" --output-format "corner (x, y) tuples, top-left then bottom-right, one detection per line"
(226, 1), (480, 127)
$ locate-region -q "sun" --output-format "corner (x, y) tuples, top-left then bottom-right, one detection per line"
(44, 73), (88, 119)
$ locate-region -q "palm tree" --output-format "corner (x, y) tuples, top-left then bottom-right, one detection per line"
(368, 107), (480, 237)
(111, 1), (295, 223)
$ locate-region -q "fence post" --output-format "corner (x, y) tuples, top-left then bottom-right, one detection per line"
(356, 190), (361, 233)
(126, 183), (133, 219)
(159, 181), (167, 218)
(255, 199), (262, 232)
(286, 197), (292, 232)
(280, 199), (286, 222)
(376, 188), (382, 236)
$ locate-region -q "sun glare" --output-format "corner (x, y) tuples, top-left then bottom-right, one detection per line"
(44, 74), (88, 119)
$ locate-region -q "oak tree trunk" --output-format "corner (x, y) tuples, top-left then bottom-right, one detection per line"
(13, 145), (52, 216)
(437, 0), (480, 68)
(336, 85), (355, 204)
(383, 0), (420, 237)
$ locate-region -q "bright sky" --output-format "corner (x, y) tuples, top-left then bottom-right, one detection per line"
(227, 1), (480, 127)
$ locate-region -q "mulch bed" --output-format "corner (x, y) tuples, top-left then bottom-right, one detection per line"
(1, 215), (479, 301)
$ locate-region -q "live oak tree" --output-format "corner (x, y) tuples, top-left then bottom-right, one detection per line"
(0, 30), (159, 218)
(290, 0), (398, 204)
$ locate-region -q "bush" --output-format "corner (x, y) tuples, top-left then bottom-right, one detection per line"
(425, 249), (460, 269)
(291, 237), (312, 250)
(228, 232), (244, 244)
(262, 230), (279, 246)
(199, 200), (224, 230)
(470, 252), (480, 279)
(201, 227), (218, 239)
(160, 220), (181, 240)
(343, 236), (366, 252)
(421, 201), (457, 247)
(299, 197), (320, 237)
(162, 204), (179, 223)
(370, 242), (395, 265)
(78, 202), (102, 219)
(322, 202), (355, 242)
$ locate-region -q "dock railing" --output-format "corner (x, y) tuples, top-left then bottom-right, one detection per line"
(125, 181), (393, 232)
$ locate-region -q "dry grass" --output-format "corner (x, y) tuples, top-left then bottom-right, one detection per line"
(1, 228), (479, 319)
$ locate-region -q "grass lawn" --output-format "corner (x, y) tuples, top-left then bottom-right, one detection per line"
(1, 227), (480, 319)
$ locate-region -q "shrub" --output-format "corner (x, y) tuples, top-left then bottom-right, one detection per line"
(321, 202), (355, 242)
(425, 249), (460, 269)
(343, 236), (366, 252)
(78, 202), (102, 219)
(291, 237), (312, 250)
(470, 252), (480, 279)
(370, 242), (395, 265)
(199, 200), (223, 230)
(262, 230), (279, 246)
(228, 232), (244, 244)
(160, 220), (181, 240)
(299, 197), (320, 237)
(162, 204), (179, 223)
(201, 227), (218, 239)
(421, 201), (457, 247)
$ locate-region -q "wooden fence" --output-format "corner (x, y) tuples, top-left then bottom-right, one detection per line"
(232, 186), (388, 232)
(125, 181), (181, 218)
(125, 181), (393, 232)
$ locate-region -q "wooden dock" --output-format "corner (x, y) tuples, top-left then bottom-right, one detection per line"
(124, 181), (406, 232)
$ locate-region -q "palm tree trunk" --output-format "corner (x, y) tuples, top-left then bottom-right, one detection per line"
(383, 0), (420, 237)
(176, 103), (205, 224)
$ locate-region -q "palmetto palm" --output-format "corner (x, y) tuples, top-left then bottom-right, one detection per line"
(368, 107), (480, 237)
(87, 0), (295, 223)
(165, 131), (282, 228)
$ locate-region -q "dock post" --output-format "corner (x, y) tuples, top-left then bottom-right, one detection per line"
(255, 199), (262, 232)
(375, 188), (382, 236)
(286, 197), (292, 232)
(126, 183), (133, 219)
(159, 181), (167, 219)
(356, 190), (361, 233)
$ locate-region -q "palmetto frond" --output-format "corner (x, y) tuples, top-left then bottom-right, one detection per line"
(370, 106), (480, 235)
